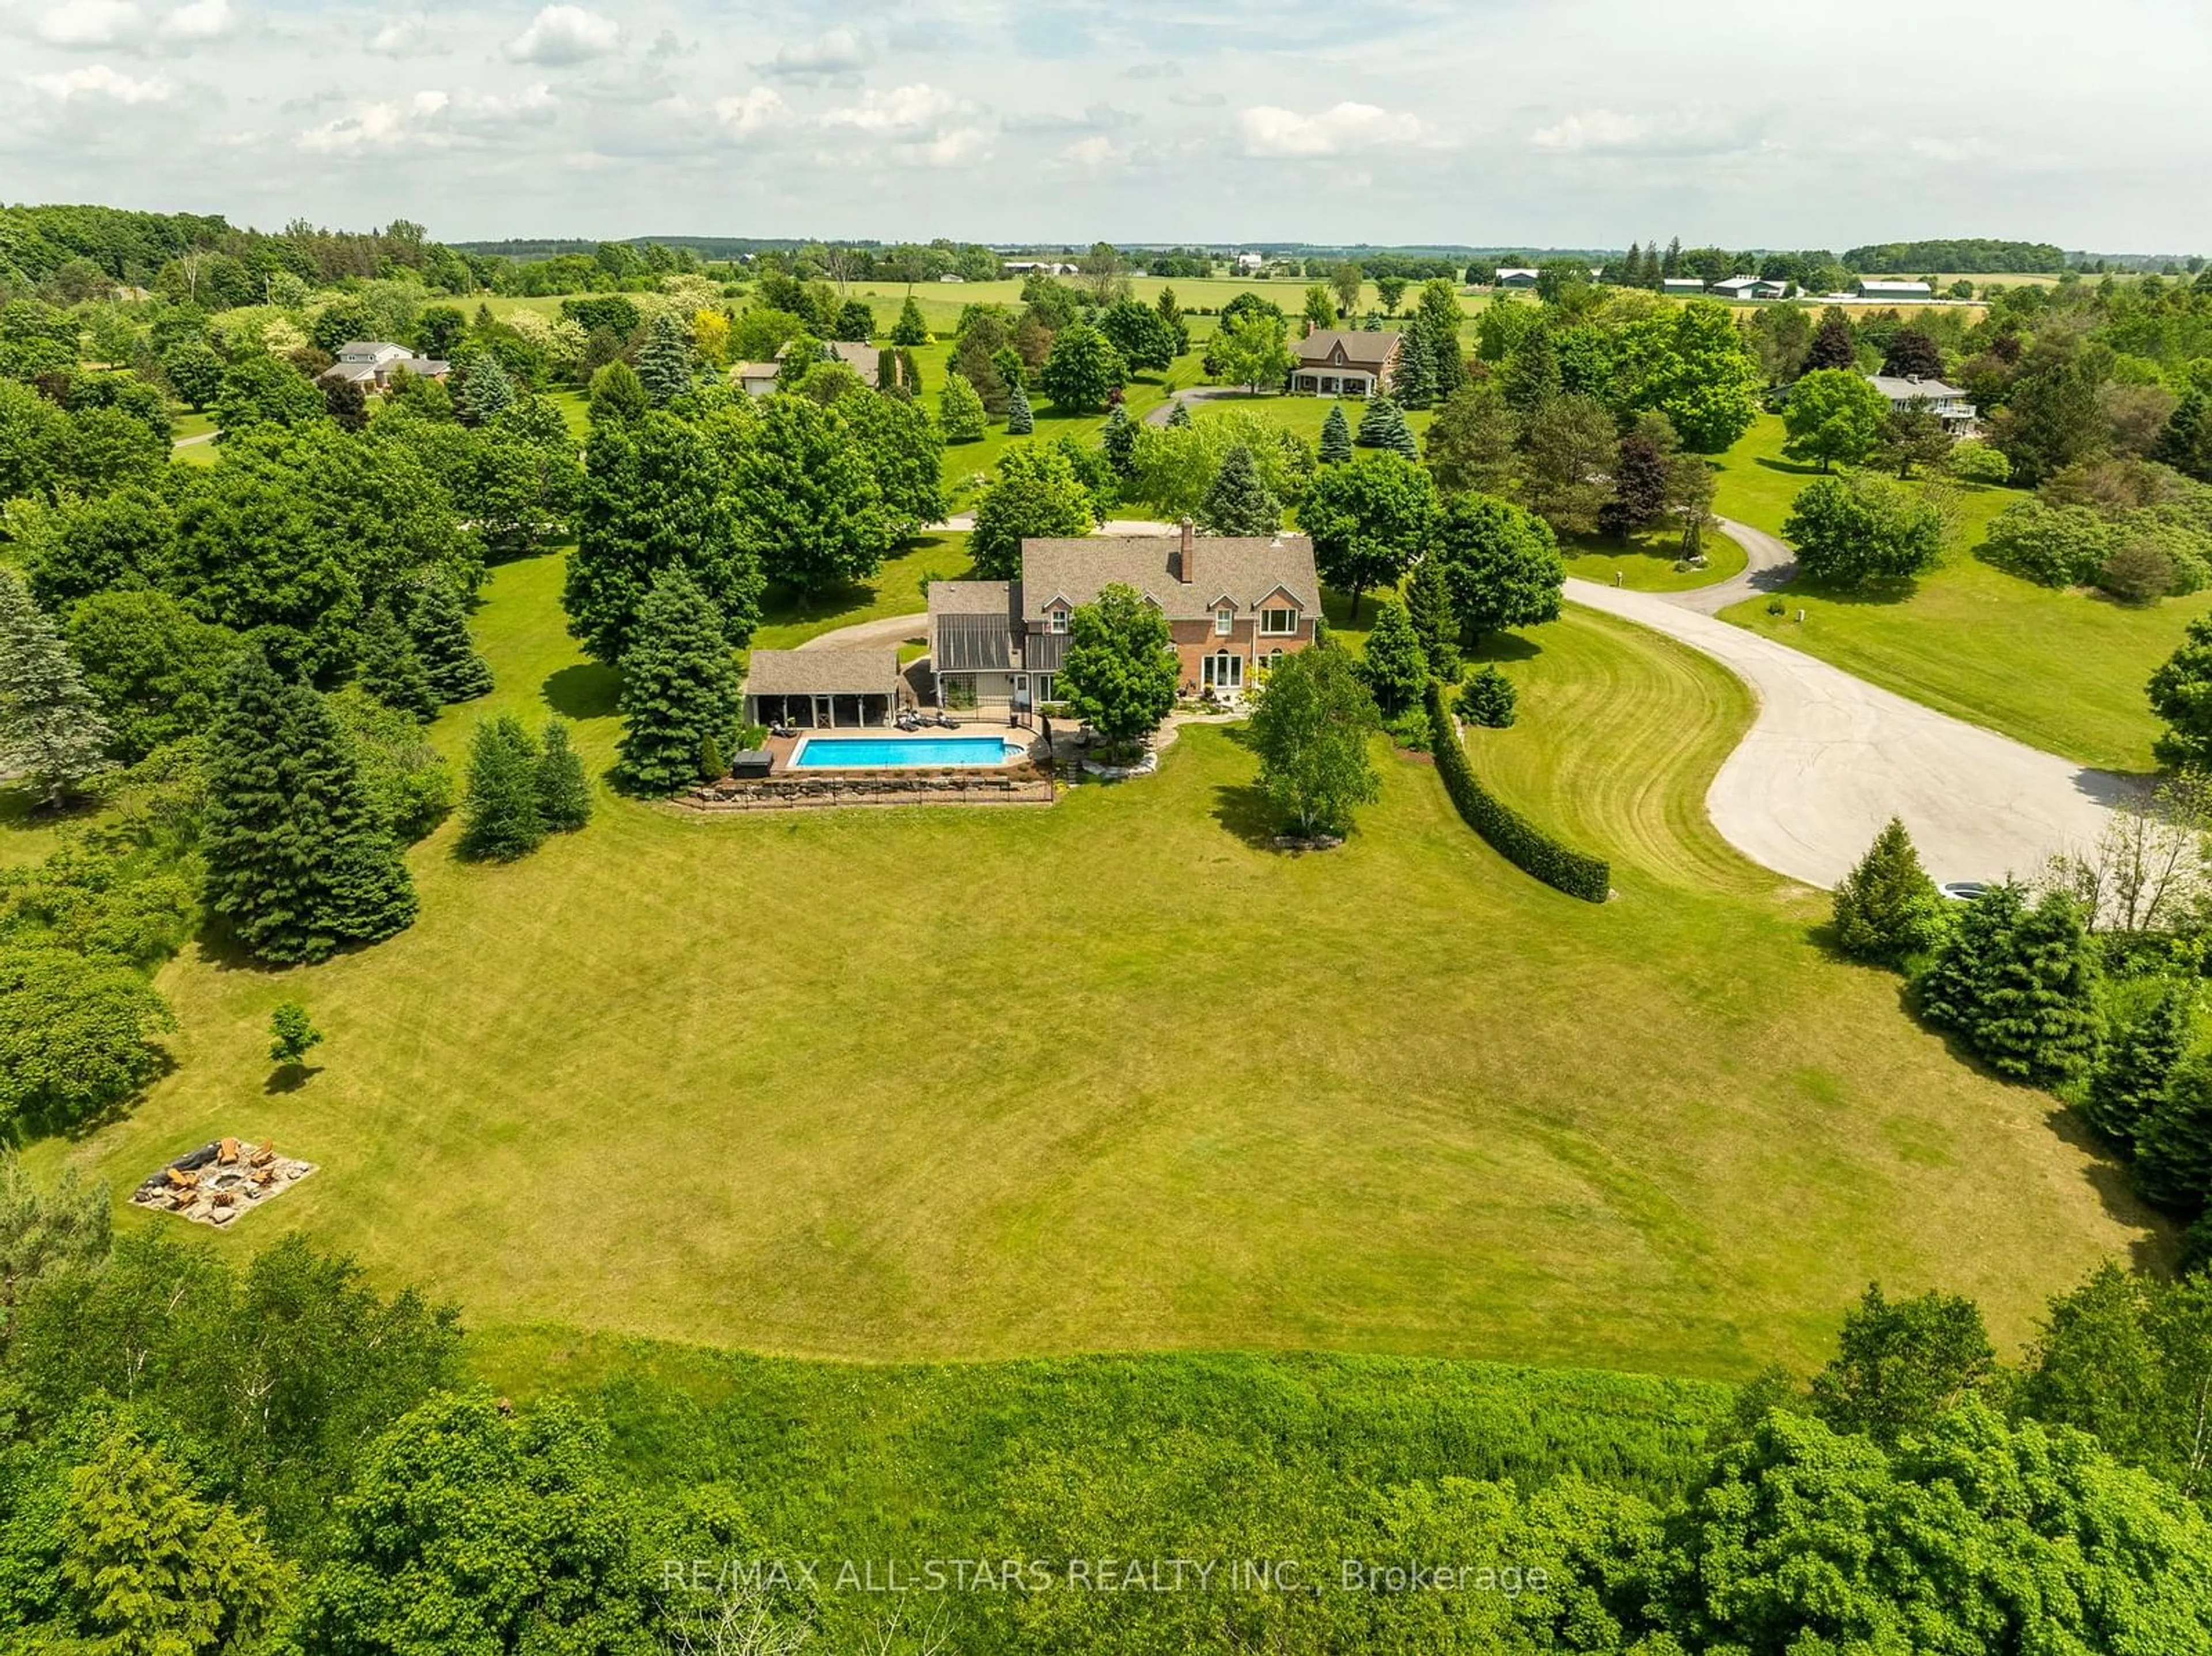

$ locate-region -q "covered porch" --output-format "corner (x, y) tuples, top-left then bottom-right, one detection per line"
(742, 648), (904, 729)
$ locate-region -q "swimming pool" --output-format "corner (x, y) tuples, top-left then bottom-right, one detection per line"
(790, 734), (1029, 770)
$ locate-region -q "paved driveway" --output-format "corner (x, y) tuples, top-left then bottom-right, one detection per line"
(1568, 518), (2132, 887)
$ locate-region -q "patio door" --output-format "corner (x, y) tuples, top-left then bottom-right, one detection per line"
(1203, 654), (1243, 692)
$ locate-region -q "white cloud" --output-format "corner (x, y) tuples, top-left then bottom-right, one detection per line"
(713, 86), (788, 139)
(157, 0), (232, 41)
(34, 0), (143, 47)
(821, 82), (964, 137)
(1527, 107), (1768, 159)
(365, 13), (433, 55)
(25, 61), (173, 101)
(299, 89), (447, 152)
(296, 83), (560, 153)
(756, 25), (872, 84)
(503, 5), (619, 67)
(1238, 101), (1420, 158)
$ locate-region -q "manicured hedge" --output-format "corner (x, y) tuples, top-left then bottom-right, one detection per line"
(1424, 681), (1611, 903)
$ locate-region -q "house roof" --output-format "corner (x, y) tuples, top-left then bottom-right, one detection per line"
(336, 340), (408, 360)
(1292, 329), (1401, 372)
(824, 340), (881, 386)
(1857, 281), (1933, 295)
(742, 648), (902, 698)
(1711, 276), (1759, 293)
(1495, 269), (1539, 282)
(1868, 374), (1967, 402)
(1016, 535), (1320, 623)
(927, 581), (1018, 671)
(732, 361), (781, 380)
(1661, 278), (1706, 290)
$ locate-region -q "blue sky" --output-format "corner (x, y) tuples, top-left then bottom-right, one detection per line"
(3, 0), (2207, 251)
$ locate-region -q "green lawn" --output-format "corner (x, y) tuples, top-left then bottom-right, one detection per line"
(29, 552), (2157, 1381)
(1562, 528), (1748, 593)
(748, 533), (973, 653)
(1710, 414), (2207, 771)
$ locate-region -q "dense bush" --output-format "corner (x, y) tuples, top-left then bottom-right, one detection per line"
(1424, 682), (1609, 902)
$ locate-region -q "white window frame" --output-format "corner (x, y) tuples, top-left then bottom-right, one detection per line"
(1215, 607), (1234, 636)
(1260, 607), (1299, 636)
(1202, 653), (1243, 691)
(1048, 608), (1069, 634)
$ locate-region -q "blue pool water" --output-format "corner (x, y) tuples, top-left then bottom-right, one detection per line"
(791, 735), (1025, 770)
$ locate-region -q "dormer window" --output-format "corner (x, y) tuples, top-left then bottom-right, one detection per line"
(1260, 607), (1299, 636)
(1048, 608), (1068, 634)
(1215, 606), (1234, 635)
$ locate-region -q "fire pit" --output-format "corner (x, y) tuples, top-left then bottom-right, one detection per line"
(131, 1138), (317, 1227)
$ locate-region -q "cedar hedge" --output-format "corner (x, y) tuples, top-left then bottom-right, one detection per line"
(1424, 681), (1611, 903)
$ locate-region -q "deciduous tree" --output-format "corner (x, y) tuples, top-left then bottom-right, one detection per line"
(970, 445), (1093, 580)
(1248, 641), (1380, 838)
(1808, 1282), (1996, 1445)
(1782, 367), (1889, 471)
(1037, 321), (1126, 412)
(938, 372), (987, 443)
(1784, 475), (1945, 586)
(1060, 582), (1179, 749)
(1298, 453), (1439, 621)
(1429, 492), (1563, 639)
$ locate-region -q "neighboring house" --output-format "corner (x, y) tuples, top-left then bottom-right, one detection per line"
(742, 649), (904, 729)
(733, 361), (782, 397)
(1867, 374), (1980, 435)
(738, 340), (909, 397)
(1003, 260), (1077, 276)
(927, 521), (1321, 712)
(1856, 279), (1935, 300)
(1236, 252), (1267, 272)
(320, 341), (449, 391)
(1494, 268), (1540, 289)
(1288, 327), (1402, 397)
(1661, 277), (1707, 295)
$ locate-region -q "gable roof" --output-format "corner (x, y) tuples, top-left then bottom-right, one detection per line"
(1016, 535), (1320, 624)
(1857, 279), (1934, 295)
(1292, 328), (1401, 372)
(1710, 275), (1760, 294)
(1868, 374), (1967, 402)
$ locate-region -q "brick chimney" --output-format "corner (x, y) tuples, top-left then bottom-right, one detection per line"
(1179, 517), (1195, 583)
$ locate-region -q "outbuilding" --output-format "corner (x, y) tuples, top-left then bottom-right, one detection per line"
(743, 649), (904, 729)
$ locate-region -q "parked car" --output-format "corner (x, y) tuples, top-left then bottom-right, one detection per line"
(1939, 881), (1990, 903)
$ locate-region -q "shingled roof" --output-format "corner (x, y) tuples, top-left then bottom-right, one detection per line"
(1291, 329), (1401, 372)
(1018, 535), (1319, 624)
(742, 648), (902, 698)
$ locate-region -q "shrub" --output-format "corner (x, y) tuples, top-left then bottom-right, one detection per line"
(1978, 500), (2111, 587)
(1949, 441), (2013, 484)
(2099, 538), (2177, 605)
(1423, 683), (1608, 902)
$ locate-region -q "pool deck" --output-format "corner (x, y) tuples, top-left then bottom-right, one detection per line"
(763, 719), (1040, 775)
(676, 719), (1057, 813)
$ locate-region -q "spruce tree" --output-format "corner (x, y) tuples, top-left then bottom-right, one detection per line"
(1392, 336), (1435, 411)
(1101, 404), (1137, 476)
(1005, 380), (1034, 436)
(1374, 400), (1419, 460)
(615, 564), (740, 796)
(891, 297), (929, 347)
(457, 355), (514, 427)
(202, 647), (417, 964)
(0, 567), (112, 808)
(1165, 399), (1192, 430)
(407, 581), (494, 705)
(1917, 880), (2027, 1035)
(1360, 600), (1429, 717)
(1831, 818), (1948, 967)
(2088, 979), (2194, 1155)
(459, 715), (546, 861)
(1404, 556), (1461, 680)
(635, 312), (696, 407)
(354, 602), (438, 722)
(2135, 1060), (2212, 1212)
(1319, 404), (1353, 464)
(1355, 395), (1404, 449)
(938, 373), (986, 443)
(1970, 889), (2102, 1085)
(535, 717), (592, 832)
(1195, 445), (1282, 537)
(1459, 664), (1517, 727)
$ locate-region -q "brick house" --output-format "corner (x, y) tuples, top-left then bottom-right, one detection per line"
(927, 521), (1320, 713)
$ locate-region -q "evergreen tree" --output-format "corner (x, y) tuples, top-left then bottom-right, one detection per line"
(1831, 818), (1948, 967)
(202, 646), (418, 964)
(2148, 614), (2212, 770)
(586, 360), (649, 429)
(1355, 395), (1415, 457)
(634, 312), (696, 407)
(0, 567), (112, 808)
(1195, 445), (1282, 537)
(459, 715), (546, 861)
(354, 601), (438, 722)
(1662, 236), (1683, 278)
(1101, 404), (1137, 476)
(406, 580), (494, 704)
(1392, 336), (1435, 411)
(2087, 979), (2194, 1155)
(1360, 600), (1430, 717)
(1165, 399), (1192, 429)
(891, 297), (929, 347)
(1319, 404), (1353, 464)
(615, 564), (739, 795)
(1005, 379), (1034, 435)
(1380, 401), (1418, 460)
(1499, 325), (1563, 418)
(456, 355), (514, 427)
(1972, 889), (2101, 1086)
(1403, 556), (1461, 680)
(2136, 1059), (2212, 1212)
(2154, 389), (2212, 483)
(1412, 279), (1469, 401)
(1918, 881), (2026, 1035)
(535, 717), (592, 832)
(1804, 307), (1859, 373)
(938, 372), (987, 443)
(1459, 664), (1517, 727)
